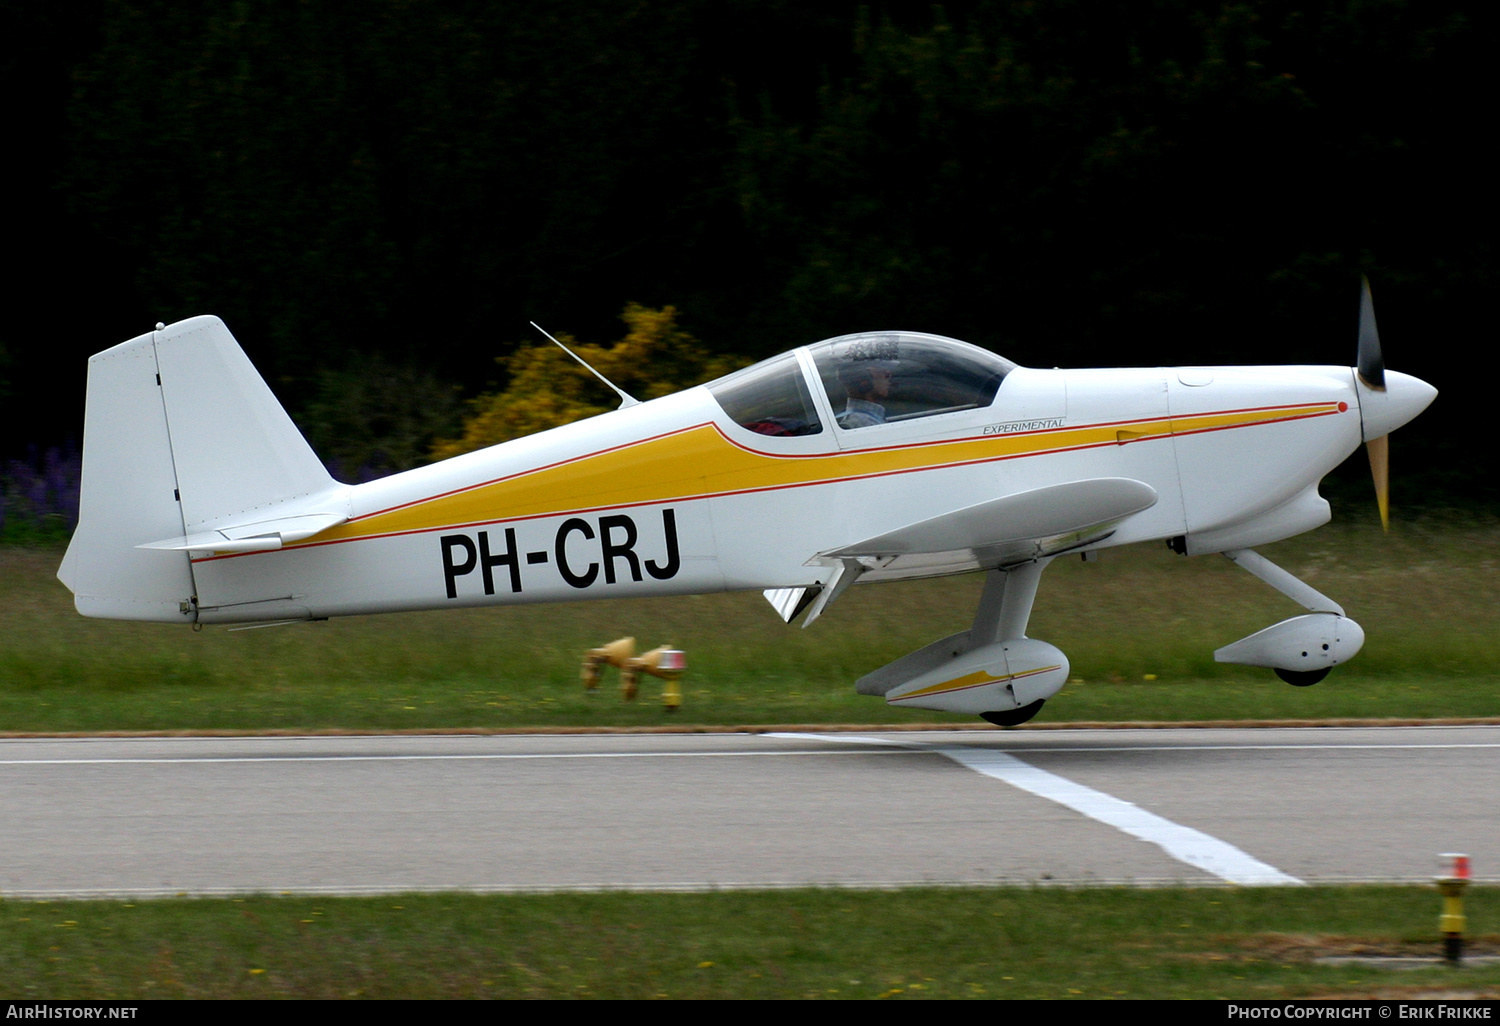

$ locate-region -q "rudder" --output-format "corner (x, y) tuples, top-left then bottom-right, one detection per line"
(57, 326), (194, 621)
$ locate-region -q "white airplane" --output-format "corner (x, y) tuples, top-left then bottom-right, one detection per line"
(59, 282), (1435, 725)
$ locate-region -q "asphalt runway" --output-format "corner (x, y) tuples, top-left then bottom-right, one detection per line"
(2, 725), (1496, 898)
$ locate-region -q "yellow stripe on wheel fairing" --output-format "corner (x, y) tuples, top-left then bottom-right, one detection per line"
(889, 665), (1066, 703)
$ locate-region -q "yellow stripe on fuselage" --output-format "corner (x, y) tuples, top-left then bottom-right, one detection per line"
(297, 401), (1343, 547)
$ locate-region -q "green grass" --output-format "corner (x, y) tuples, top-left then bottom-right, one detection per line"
(3, 886), (1496, 999)
(4, 513), (1497, 733)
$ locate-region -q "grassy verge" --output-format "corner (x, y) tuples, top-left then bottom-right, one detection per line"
(2, 886), (1496, 999)
(4, 514), (1497, 733)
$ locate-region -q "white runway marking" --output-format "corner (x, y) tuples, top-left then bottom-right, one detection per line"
(775, 733), (1303, 886)
(937, 746), (1303, 886)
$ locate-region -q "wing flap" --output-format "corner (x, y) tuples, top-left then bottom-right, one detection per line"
(763, 586), (819, 624)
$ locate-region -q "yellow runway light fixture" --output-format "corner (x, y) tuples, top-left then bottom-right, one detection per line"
(623, 646), (687, 709)
(582, 637), (635, 690)
(1436, 852), (1470, 965)
(581, 639), (686, 709)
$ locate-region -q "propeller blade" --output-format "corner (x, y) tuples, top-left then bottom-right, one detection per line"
(1357, 276), (1386, 390)
(1366, 434), (1390, 531)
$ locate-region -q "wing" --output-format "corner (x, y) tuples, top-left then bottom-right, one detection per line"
(766, 477), (1158, 625)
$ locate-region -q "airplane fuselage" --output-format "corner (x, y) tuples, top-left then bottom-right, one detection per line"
(186, 360), (1369, 624)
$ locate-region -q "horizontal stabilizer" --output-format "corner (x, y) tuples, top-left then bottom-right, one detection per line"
(824, 477), (1158, 565)
(140, 511), (348, 554)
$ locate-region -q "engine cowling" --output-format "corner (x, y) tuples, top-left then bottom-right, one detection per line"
(884, 639), (1069, 716)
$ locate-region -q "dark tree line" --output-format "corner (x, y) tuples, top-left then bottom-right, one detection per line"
(3, 0), (1492, 501)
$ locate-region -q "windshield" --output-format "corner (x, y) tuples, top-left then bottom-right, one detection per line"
(705, 352), (823, 436)
(810, 332), (1014, 430)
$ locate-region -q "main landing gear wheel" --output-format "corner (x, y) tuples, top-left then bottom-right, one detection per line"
(980, 699), (1046, 727)
(1275, 667), (1330, 687)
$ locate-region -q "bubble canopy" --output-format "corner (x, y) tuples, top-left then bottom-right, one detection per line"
(707, 331), (1016, 437)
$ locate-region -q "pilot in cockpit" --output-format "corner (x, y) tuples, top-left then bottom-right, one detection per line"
(836, 361), (893, 429)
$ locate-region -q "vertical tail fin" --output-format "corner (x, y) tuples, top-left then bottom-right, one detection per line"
(58, 316), (340, 622)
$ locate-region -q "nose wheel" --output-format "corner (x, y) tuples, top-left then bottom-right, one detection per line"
(1275, 667), (1330, 687)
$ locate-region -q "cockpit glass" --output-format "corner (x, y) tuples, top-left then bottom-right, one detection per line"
(706, 352), (823, 436)
(810, 332), (1014, 430)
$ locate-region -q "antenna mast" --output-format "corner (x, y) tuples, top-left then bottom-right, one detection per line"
(530, 322), (639, 409)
